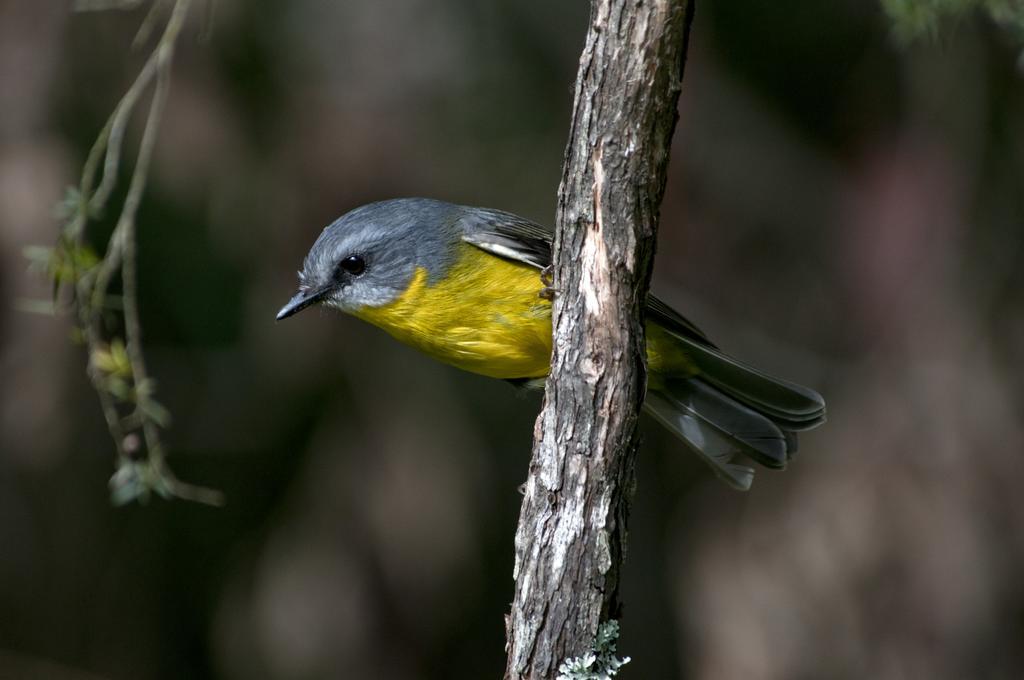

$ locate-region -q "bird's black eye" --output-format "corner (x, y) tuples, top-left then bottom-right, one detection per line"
(338, 255), (366, 277)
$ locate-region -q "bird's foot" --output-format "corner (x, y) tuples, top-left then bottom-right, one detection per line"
(539, 287), (559, 301)
(539, 265), (558, 300)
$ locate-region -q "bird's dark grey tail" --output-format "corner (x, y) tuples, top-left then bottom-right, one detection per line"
(645, 341), (825, 490)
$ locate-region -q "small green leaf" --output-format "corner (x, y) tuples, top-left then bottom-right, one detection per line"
(105, 376), (131, 401)
(70, 244), (100, 271)
(138, 395), (172, 428)
(24, 241), (99, 289)
(110, 460), (150, 506)
(92, 339), (133, 379)
(53, 186), (83, 221)
(23, 245), (55, 270)
(13, 299), (60, 316)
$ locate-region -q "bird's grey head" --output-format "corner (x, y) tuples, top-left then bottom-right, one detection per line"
(276, 198), (461, 321)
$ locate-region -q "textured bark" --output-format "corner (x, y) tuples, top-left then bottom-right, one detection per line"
(504, 1), (695, 677)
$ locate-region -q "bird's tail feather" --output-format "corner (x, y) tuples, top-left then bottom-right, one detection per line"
(645, 388), (756, 490)
(645, 343), (825, 490)
(677, 335), (827, 431)
(646, 378), (796, 491)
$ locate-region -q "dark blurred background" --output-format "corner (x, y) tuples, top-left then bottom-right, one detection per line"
(2, 1), (1023, 678)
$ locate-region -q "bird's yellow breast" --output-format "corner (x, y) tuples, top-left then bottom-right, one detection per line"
(353, 243), (694, 382)
(354, 244), (554, 379)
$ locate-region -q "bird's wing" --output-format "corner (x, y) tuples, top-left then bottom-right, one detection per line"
(460, 208), (552, 270)
(645, 294), (716, 347)
(461, 208), (715, 347)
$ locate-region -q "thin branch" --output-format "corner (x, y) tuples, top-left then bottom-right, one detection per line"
(43, 0), (223, 505)
(133, 0), (172, 48)
(88, 53), (159, 216)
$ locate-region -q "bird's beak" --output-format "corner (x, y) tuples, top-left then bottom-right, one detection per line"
(276, 286), (331, 321)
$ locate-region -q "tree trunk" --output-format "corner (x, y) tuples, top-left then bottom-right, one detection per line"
(504, 1), (695, 677)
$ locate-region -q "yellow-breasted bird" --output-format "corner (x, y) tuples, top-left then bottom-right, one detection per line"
(277, 198), (825, 489)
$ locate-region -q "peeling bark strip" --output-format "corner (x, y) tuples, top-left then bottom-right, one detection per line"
(505, 1), (695, 678)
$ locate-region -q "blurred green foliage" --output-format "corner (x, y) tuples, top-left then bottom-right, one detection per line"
(882, 0), (1024, 43)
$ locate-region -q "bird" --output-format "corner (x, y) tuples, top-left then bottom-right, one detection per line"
(277, 198), (825, 490)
